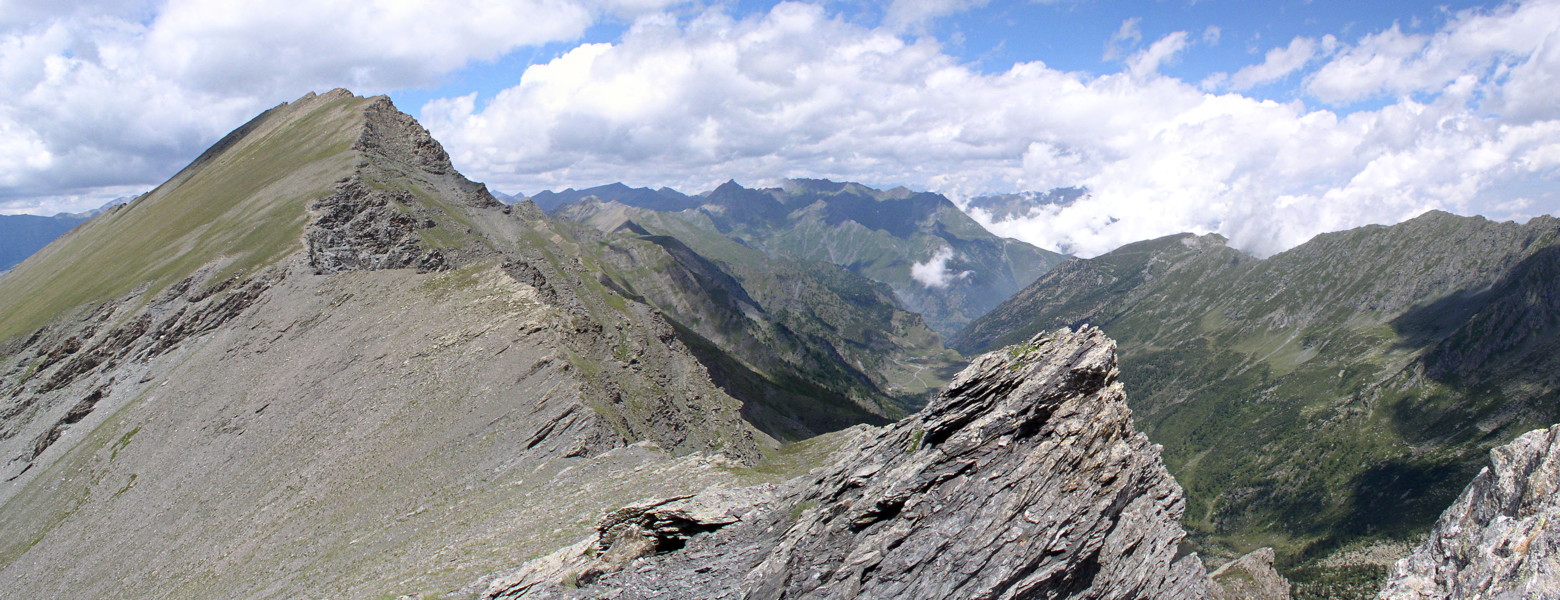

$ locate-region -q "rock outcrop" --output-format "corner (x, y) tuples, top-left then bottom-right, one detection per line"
(1377, 425), (1560, 600)
(483, 327), (1217, 599)
(305, 179), (450, 274)
(1209, 547), (1292, 600)
(305, 94), (503, 275)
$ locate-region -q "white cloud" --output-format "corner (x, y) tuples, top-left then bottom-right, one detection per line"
(1103, 17), (1142, 61)
(910, 246), (967, 288)
(1126, 31), (1190, 78)
(1222, 35), (1335, 90)
(0, 16), (249, 211)
(884, 0), (988, 32)
(0, 0), (155, 29)
(426, 0), (1560, 258)
(0, 0), (674, 212)
(145, 0), (600, 95)
(1307, 0), (1560, 106)
(424, 3), (990, 193)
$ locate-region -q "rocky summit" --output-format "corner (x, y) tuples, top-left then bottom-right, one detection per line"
(0, 90), (771, 599)
(480, 327), (1266, 600)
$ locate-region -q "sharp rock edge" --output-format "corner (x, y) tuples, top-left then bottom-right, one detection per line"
(1377, 425), (1560, 600)
(479, 326), (1288, 600)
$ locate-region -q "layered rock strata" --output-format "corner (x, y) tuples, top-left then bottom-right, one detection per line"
(483, 327), (1219, 599)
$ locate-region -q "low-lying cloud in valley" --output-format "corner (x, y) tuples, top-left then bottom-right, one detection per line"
(910, 246), (968, 289)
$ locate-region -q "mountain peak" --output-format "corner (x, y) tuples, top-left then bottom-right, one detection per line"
(300, 87), (359, 102)
(0, 90), (779, 597)
(529, 182), (698, 213)
(712, 179), (747, 193)
(0, 90), (375, 341)
(307, 90), (507, 273)
(0, 89), (519, 338)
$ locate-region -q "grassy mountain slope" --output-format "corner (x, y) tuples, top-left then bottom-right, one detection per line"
(0, 91), (366, 344)
(952, 212), (1560, 586)
(0, 90), (792, 599)
(557, 200), (964, 440)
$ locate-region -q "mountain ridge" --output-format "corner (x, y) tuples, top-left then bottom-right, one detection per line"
(555, 199), (964, 439)
(0, 90), (792, 598)
(952, 209), (1560, 591)
(2, 85), (1542, 600)
(533, 178), (1069, 336)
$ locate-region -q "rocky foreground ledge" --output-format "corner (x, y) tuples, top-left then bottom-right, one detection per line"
(1378, 425), (1559, 600)
(479, 327), (1286, 599)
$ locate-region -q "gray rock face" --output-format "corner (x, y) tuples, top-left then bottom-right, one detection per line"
(1377, 425), (1560, 600)
(482, 486), (781, 597)
(306, 95), (502, 275)
(483, 327), (1216, 599)
(306, 179), (450, 274)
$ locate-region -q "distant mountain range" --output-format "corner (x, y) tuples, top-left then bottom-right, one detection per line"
(963, 186), (1088, 221)
(526, 179), (1069, 336)
(556, 200), (963, 440)
(953, 210), (1560, 592)
(0, 197), (134, 272)
(528, 182), (700, 213)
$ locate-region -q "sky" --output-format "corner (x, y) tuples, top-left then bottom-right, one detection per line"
(2, 0), (1558, 257)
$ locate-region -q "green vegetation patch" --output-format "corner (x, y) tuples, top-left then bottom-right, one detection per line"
(0, 94), (369, 342)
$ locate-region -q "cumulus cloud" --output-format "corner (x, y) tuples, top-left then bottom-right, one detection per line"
(0, 16), (246, 213)
(910, 246), (968, 288)
(426, 0), (1560, 257)
(0, 0), (676, 213)
(1307, 0), (1560, 107)
(145, 0), (600, 95)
